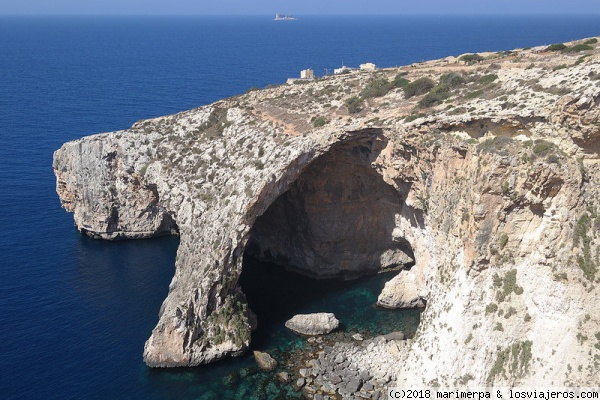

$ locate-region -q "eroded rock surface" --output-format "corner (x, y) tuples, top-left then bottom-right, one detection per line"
(377, 268), (426, 309)
(253, 350), (277, 371)
(54, 37), (600, 386)
(285, 313), (340, 336)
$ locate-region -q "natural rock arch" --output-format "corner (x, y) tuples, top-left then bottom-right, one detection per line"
(243, 135), (414, 280)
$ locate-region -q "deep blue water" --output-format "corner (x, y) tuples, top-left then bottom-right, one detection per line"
(1, 15), (599, 399)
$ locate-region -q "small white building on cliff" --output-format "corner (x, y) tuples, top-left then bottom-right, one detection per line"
(359, 62), (377, 71)
(287, 68), (315, 84)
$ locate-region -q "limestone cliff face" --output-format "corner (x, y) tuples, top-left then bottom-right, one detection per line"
(54, 38), (600, 384)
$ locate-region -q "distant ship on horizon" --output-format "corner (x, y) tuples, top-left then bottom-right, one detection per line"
(274, 14), (297, 21)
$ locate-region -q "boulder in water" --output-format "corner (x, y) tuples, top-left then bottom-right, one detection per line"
(285, 313), (340, 336)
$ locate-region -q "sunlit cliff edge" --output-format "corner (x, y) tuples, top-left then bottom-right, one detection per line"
(54, 37), (600, 388)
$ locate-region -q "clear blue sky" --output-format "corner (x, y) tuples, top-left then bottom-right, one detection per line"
(2, 0), (599, 15)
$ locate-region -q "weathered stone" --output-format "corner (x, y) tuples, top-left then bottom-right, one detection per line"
(362, 381), (375, 391)
(358, 370), (371, 381)
(303, 384), (317, 395)
(285, 313), (340, 336)
(377, 269), (426, 309)
(340, 378), (362, 395)
(352, 333), (364, 341)
(295, 378), (306, 391)
(383, 331), (405, 341)
(276, 371), (290, 383)
(253, 351), (277, 371)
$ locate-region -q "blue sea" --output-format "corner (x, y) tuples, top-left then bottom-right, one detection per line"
(1, 15), (599, 399)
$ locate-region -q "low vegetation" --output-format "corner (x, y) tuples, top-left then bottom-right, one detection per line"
(439, 72), (466, 87)
(563, 44), (594, 53)
(545, 43), (567, 52)
(418, 83), (450, 108)
(487, 341), (533, 383)
(312, 116), (328, 128)
(493, 269), (524, 303)
(345, 96), (363, 114)
(403, 77), (435, 98)
(360, 78), (392, 99)
(546, 41), (595, 53)
(573, 212), (598, 281)
(479, 74), (498, 85)
(459, 53), (485, 65)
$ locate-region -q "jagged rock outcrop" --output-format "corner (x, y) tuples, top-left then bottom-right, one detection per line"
(377, 268), (426, 309)
(285, 313), (340, 336)
(54, 36), (600, 386)
(253, 350), (278, 371)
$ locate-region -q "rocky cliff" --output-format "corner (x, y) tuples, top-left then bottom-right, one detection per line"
(54, 38), (600, 386)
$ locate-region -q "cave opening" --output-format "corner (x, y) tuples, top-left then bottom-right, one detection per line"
(239, 136), (419, 348)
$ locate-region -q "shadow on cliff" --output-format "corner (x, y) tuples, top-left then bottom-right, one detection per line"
(239, 132), (419, 348)
(239, 254), (420, 350)
(244, 134), (415, 280)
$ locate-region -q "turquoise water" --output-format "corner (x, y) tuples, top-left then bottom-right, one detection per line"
(143, 256), (422, 400)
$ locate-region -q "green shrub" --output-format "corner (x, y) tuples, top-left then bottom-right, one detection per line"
(403, 77), (435, 98)
(477, 136), (514, 155)
(563, 44), (593, 53)
(360, 78), (392, 99)
(431, 83), (450, 94)
(486, 303), (498, 314)
(254, 160), (264, 169)
(545, 43), (567, 52)
(501, 269), (524, 297)
(479, 74), (498, 85)
(345, 96), (363, 114)
(439, 72), (465, 87)
(450, 107), (469, 116)
(584, 38), (598, 45)
(393, 73), (410, 88)
(460, 53), (485, 64)
(417, 83), (450, 108)
(532, 139), (553, 156)
(487, 341), (533, 384)
(404, 113), (427, 122)
(464, 90), (484, 100)
(546, 154), (560, 164)
(504, 306), (517, 319)
(312, 116), (328, 128)
(575, 55), (592, 66)
(499, 234), (509, 249)
(465, 333), (473, 344)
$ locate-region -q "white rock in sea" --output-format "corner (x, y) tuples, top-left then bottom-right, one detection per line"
(285, 313), (340, 336)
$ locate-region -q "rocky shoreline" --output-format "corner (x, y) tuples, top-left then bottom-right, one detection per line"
(290, 333), (410, 399)
(250, 321), (416, 399)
